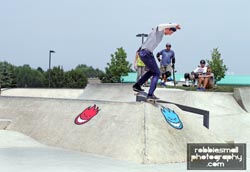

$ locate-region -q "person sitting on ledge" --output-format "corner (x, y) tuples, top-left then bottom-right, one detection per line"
(197, 66), (214, 91)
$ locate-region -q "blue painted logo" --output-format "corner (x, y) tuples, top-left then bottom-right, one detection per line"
(161, 106), (183, 129)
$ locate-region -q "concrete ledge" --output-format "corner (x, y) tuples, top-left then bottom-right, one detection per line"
(234, 87), (250, 112)
(1, 96), (223, 164)
(0, 119), (12, 129)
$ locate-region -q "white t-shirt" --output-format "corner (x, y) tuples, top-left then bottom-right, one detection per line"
(193, 66), (207, 74)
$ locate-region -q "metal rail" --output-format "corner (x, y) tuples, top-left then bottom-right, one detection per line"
(136, 96), (209, 129)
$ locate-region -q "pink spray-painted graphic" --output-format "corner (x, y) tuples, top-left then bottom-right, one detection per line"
(74, 104), (100, 125)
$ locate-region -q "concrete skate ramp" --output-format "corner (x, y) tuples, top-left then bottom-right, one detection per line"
(154, 89), (250, 144)
(0, 130), (193, 172)
(1, 88), (84, 99)
(234, 87), (250, 112)
(154, 89), (246, 116)
(0, 130), (44, 148)
(79, 83), (135, 102)
(0, 96), (223, 164)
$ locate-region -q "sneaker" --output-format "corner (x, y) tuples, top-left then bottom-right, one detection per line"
(160, 82), (166, 87)
(133, 83), (144, 92)
(147, 94), (160, 100)
(200, 87), (206, 91)
(196, 87), (201, 91)
(183, 84), (190, 87)
(167, 77), (173, 81)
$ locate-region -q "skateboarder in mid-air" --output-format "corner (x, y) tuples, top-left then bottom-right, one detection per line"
(133, 23), (181, 100)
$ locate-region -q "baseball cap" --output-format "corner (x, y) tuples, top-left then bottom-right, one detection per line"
(166, 43), (171, 47)
(200, 59), (206, 64)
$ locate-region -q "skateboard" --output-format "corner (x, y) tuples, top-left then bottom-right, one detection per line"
(134, 91), (160, 104)
(133, 90), (210, 129)
(172, 64), (176, 87)
(134, 91), (183, 129)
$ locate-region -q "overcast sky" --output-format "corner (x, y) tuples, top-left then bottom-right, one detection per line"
(1, 0), (250, 75)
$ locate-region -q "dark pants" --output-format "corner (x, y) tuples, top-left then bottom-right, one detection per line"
(137, 49), (160, 95)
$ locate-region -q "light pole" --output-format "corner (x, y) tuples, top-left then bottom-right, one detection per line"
(48, 50), (55, 88)
(136, 33), (148, 44)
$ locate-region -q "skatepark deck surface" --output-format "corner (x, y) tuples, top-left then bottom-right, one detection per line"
(1, 84), (250, 171)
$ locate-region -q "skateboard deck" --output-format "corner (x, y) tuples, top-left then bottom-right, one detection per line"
(134, 91), (159, 104)
(172, 65), (176, 87)
(134, 91), (183, 129)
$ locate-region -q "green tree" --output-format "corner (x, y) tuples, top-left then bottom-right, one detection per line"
(101, 47), (132, 83)
(64, 69), (88, 88)
(207, 48), (228, 84)
(45, 66), (64, 88)
(37, 67), (44, 74)
(75, 64), (104, 78)
(14, 64), (46, 87)
(0, 61), (16, 88)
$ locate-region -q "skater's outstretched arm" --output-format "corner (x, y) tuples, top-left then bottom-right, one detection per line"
(157, 23), (181, 31)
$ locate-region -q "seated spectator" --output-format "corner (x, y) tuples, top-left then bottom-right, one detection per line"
(197, 66), (214, 91)
(183, 59), (207, 87)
